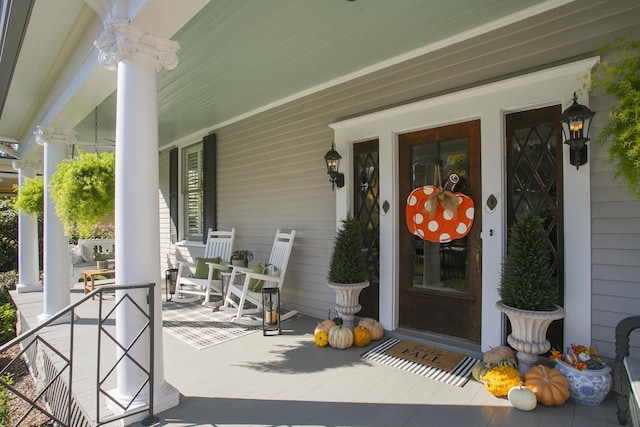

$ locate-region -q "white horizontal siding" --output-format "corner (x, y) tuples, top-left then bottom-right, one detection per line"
(590, 86), (640, 358)
(158, 150), (175, 275)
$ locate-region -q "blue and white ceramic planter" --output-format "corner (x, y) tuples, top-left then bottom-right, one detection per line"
(555, 359), (612, 406)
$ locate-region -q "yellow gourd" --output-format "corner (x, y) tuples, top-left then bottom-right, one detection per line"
(314, 330), (329, 347)
(482, 365), (522, 397)
(352, 325), (372, 347)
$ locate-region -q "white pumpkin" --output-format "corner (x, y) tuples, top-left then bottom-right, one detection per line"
(508, 385), (537, 411)
(328, 325), (353, 349)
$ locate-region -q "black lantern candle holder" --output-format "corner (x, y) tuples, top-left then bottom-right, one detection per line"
(262, 287), (281, 335)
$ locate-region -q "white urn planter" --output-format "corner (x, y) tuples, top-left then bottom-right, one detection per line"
(327, 280), (369, 329)
(496, 301), (565, 374)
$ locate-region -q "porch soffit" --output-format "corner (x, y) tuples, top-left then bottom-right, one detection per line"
(72, 0), (554, 146)
(74, 0), (640, 149)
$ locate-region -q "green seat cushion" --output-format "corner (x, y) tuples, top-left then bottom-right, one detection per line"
(247, 263), (267, 292)
(194, 257), (221, 279)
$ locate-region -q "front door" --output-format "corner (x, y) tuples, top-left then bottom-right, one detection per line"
(398, 120), (482, 342)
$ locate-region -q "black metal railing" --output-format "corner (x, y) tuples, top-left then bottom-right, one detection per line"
(0, 283), (157, 426)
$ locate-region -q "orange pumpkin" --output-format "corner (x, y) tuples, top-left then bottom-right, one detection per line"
(358, 318), (384, 340)
(524, 365), (570, 406)
(353, 325), (372, 347)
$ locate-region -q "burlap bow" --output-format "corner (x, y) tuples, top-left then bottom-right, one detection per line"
(422, 165), (461, 219)
(423, 187), (461, 219)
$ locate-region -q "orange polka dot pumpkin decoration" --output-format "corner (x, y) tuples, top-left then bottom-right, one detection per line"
(406, 185), (474, 243)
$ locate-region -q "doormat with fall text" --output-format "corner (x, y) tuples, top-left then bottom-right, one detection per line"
(361, 338), (478, 387)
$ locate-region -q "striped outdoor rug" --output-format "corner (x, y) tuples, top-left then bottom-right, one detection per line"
(162, 300), (261, 350)
(361, 337), (478, 387)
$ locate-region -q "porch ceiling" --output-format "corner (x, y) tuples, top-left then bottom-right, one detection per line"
(0, 0), (639, 178)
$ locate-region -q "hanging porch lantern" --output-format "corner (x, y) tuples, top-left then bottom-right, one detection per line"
(560, 93), (595, 169)
(324, 142), (345, 190)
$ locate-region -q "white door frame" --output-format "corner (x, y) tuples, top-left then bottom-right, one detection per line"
(330, 57), (597, 351)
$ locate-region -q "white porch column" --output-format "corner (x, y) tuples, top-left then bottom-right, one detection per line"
(13, 160), (42, 293)
(95, 20), (179, 421)
(34, 127), (75, 323)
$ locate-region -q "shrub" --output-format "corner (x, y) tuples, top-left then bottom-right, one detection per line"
(0, 373), (13, 426)
(0, 303), (16, 345)
(0, 271), (17, 345)
(0, 198), (18, 272)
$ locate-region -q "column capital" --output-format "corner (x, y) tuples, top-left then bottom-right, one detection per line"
(34, 126), (77, 146)
(95, 20), (180, 71)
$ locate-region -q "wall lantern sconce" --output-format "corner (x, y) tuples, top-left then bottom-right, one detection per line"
(560, 93), (595, 169)
(324, 142), (345, 190)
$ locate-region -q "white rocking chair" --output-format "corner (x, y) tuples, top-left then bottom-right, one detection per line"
(221, 229), (296, 323)
(174, 228), (235, 304)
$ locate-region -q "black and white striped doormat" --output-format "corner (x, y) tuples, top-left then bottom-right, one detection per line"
(361, 337), (478, 387)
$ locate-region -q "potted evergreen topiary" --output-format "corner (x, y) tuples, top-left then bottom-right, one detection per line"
(327, 216), (369, 328)
(496, 213), (565, 374)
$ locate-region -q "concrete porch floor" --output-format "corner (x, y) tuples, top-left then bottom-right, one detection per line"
(10, 283), (622, 427)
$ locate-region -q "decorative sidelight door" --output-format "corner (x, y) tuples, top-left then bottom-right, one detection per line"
(505, 105), (564, 351)
(353, 139), (380, 319)
(398, 120), (482, 342)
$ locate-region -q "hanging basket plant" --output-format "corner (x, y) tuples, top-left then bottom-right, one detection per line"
(50, 150), (115, 238)
(13, 176), (44, 218)
(588, 37), (640, 200)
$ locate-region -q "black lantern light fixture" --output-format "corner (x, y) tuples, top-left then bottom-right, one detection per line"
(560, 93), (595, 169)
(324, 142), (345, 190)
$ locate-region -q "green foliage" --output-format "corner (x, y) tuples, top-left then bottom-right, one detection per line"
(13, 175), (44, 218)
(0, 198), (18, 272)
(0, 271), (17, 344)
(328, 217), (367, 284)
(498, 214), (557, 311)
(0, 302), (16, 345)
(0, 373), (13, 426)
(50, 150), (115, 238)
(0, 271), (18, 306)
(589, 37), (640, 200)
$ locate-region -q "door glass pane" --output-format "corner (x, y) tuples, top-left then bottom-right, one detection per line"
(411, 138), (469, 293)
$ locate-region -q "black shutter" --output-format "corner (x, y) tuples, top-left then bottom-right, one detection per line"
(169, 148), (178, 243)
(202, 133), (217, 243)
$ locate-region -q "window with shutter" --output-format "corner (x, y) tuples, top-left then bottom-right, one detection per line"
(182, 142), (203, 241)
